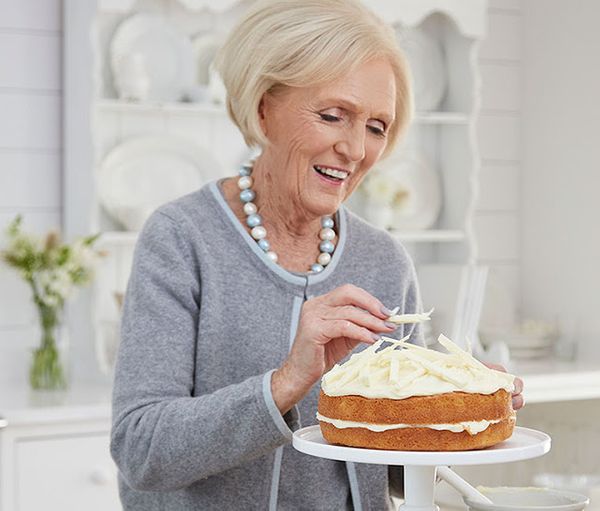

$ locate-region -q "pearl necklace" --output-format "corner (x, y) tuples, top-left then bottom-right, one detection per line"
(237, 162), (336, 273)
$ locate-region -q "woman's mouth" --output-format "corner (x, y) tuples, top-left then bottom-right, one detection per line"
(313, 165), (350, 185)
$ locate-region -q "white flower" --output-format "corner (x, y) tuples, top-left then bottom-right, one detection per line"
(37, 269), (53, 290)
(67, 241), (98, 276)
(40, 292), (60, 309)
(2, 215), (102, 313)
(49, 268), (74, 300)
(34, 268), (73, 302)
(362, 167), (415, 211)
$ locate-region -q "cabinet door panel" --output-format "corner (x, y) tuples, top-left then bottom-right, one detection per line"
(16, 434), (120, 511)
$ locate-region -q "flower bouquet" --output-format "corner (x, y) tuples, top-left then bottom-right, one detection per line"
(1, 216), (103, 390)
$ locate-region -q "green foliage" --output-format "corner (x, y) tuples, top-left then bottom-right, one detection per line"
(1, 215), (104, 304)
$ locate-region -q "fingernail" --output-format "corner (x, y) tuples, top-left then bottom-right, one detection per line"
(512, 397), (525, 409)
(384, 321), (397, 329)
(380, 306), (393, 316)
(371, 333), (381, 341)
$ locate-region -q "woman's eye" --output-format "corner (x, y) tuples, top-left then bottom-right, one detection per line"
(319, 113), (340, 122)
(368, 125), (386, 137)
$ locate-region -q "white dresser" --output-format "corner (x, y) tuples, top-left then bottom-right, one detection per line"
(0, 385), (120, 511)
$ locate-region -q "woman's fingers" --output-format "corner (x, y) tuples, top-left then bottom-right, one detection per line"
(478, 363), (525, 409)
(484, 362), (506, 372)
(327, 305), (396, 333)
(320, 319), (380, 345)
(324, 284), (389, 319)
(512, 376), (524, 409)
(512, 376), (524, 396)
(512, 394), (525, 410)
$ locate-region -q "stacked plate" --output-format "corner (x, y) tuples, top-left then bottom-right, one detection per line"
(505, 335), (555, 359)
(482, 321), (559, 360)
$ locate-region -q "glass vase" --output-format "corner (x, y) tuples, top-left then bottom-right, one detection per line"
(30, 304), (68, 391)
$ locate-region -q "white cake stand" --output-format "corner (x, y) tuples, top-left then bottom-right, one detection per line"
(293, 426), (551, 511)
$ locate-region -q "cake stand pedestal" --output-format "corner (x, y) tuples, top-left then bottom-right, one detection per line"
(293, 426), (551, 511)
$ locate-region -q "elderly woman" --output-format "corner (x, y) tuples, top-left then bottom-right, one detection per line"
(110, 0), (524, 509)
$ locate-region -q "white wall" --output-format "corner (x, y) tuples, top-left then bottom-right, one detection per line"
(521, 0), (600, 358)
(0, 0), (64, 386)
(476, 0), (523, 334)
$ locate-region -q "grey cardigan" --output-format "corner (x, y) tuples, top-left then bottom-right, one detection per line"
(110, 181), (424, 510)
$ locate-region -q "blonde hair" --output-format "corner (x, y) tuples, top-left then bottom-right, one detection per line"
(214, 0), (413, 158)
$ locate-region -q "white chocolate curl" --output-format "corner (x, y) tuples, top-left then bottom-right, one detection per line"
(321, 333), (515, 400)
(387, 307), (434, 325)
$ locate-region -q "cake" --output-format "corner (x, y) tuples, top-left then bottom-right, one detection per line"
(317, 328), (516, 451)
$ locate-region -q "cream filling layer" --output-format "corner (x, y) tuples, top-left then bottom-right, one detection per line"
(316, 412), (503, 435)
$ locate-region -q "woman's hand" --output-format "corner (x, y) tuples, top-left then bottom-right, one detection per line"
(272, 284), (396, 414)
(484, 362), (525, 410)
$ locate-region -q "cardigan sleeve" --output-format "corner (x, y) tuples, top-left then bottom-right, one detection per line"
(110, 210), (299, 492)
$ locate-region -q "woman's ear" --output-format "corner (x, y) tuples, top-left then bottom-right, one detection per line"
(258, 96), (268, 135)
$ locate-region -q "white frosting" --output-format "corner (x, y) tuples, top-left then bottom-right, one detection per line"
(316, 412), (507, 435)
(321, 333), (515, 399)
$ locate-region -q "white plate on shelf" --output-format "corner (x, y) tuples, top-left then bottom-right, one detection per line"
(97, 136), (221, 231)
(192, 31), (221, 86)
(111, 13), (195, 102)
(373, 151), (442, 231)
(396, 26), (447, 111)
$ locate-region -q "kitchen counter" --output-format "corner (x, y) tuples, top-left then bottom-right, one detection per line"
(512, 356), (600, 404)
(0, 382), (112, 427)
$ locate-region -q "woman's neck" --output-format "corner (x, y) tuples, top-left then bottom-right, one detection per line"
(251, 158), (321, 240)
(221, 161), (334, 272)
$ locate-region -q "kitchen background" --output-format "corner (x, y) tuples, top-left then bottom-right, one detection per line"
(0, 0), (599, 510)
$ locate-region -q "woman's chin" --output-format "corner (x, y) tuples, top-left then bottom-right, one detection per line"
(305, 196), (343, 218)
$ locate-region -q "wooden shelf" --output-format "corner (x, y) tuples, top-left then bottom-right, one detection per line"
(97, 231), (139, 245)
(414, 111), (470, 124)
(97, 99), (470, 126)
(96, 98), (225, 116)
(99, 0), (241, 13)
(0, 382), (111, 427)
(389, 229), (466, 242)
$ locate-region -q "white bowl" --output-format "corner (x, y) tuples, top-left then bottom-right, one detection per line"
(533, 473), (600, 497)
(464, 486), (589, 510)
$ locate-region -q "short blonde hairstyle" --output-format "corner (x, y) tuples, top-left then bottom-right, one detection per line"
(214, 0), (413, 159)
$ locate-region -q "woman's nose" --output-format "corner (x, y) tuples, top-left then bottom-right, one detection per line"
(334, 125), (366, 163)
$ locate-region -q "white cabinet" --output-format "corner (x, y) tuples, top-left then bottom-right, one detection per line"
(0, 387), (119, 511)
(363, 1), (488, 343)
(359, 1), (488, 267)
(62, 0), (489, 370)
(16, 434), (118, 510)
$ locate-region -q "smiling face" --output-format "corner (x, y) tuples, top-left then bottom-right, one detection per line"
(256, 58), (397, 219)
